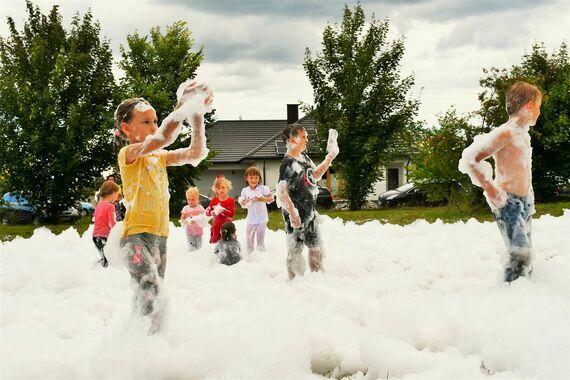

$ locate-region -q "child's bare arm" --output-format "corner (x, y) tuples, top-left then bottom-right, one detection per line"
(459, 128), (512, 205)
(276, 180), (301, 228)
(124, 82), (206, 164)
(167, 85), (213, 167)
(257, 194), (274, 203)
(314, 129), (339, 180)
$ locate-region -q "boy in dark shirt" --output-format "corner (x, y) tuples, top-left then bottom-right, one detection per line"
(277, 123), (338, 279)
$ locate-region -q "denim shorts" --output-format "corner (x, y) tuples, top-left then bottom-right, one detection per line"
(493, 193), (534, 253)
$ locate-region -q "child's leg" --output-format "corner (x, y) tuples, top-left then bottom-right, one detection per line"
(246, 223), (256, 253)
(195, 235), (203, 250)
(305, 218), (324, 273)
(187, 235), (197, 251)
(121, 234), (164, 318)
(495, 195), (533, 282)
(256, 223), (267, 251)
(92, 236), (108, 267)
(210, 220), (221, 244)
(285, 230), (306, 279)
(156, 235), (167, 279)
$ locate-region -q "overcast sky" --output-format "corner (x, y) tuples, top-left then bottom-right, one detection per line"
(1, 0), (568, 125)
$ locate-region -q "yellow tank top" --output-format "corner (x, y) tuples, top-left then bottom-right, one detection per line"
(118, 147), (170, 237)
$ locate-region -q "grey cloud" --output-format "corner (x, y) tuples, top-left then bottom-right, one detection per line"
(158, 0), (428, 19)
(194, 18), (321, 66)
(404, 0), (557, 23)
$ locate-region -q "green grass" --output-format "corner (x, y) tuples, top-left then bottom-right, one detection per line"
(2, 201), (569, 242)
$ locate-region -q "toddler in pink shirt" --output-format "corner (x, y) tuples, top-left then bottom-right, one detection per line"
(92, 180), (121, 267)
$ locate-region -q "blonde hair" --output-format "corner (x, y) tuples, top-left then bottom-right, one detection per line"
(98, 180), (121, 199)
(212, 176), (232, 193)
(505, 82), (541, 116)
(186, 186), (199, 199)
(244, 166), (262, 184)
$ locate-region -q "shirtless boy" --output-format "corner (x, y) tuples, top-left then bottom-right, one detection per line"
(459, 81), (542, 282)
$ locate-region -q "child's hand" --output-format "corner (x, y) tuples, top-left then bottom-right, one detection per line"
(326, 129), (339, 160)
(213, 204), (226, 216)
(193, 213), (210, 228)
(290, 208), (302, 229)
(176, 80), (213, 116)
(485, 187), (508, 210)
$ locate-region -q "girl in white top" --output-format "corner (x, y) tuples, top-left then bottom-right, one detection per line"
(238, 166), (274, 253)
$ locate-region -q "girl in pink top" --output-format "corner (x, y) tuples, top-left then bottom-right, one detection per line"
(180, 187), (206, 251)
(92, 180), (120, 267)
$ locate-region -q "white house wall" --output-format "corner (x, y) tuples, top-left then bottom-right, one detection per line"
(196, 158), (407, 201)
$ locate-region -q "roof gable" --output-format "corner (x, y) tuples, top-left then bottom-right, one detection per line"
(207, 114), (320, 163)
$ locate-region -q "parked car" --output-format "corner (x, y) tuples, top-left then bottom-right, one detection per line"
(76, 201), (95, 216)
(1, 193), (80, 224)
(378, 183), (414, 206)
(1, 193), (35, 224)
(555, 180), (570, 199)
(268, 186), (335, 211)
(377, 183), (427, 207)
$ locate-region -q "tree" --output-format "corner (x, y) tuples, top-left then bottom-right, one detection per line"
(477, 42), (570, 201)
(118, 21), (212, 212)
(304, 4), (419, 210)
(408, 109), (483, 209)
(0, 1), (116, 222)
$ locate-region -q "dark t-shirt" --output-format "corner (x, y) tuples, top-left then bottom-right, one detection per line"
(279, 152), (319, 223)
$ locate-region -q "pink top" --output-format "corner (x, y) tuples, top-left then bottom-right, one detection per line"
(93, 201), (116, 238)
(181, 204), (206, 236)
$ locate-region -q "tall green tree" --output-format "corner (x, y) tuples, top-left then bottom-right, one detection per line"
(0, 1), (116, 221)
(304, 4), (419, 210)
(477, 42), (570, 201)
(118, 21), (212, 211)
(408, 108), (483, 209)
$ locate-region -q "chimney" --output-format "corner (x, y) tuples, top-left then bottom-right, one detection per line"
(287, 104), (299, 125)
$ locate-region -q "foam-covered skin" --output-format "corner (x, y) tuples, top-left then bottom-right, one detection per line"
(128, 81), (213, 167)
(458, 110), (534, 210)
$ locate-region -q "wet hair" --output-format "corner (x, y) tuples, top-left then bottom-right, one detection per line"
(505, 82), (541, 116)
(212, 175), (232, 193)
(113, 98), (154, 152)
(221, 222), (236, 241)
(186, 186), (199, 199)
(98, 180), (121, 199)
(282, 123), (306, 143)
(244, 166), (262, 184)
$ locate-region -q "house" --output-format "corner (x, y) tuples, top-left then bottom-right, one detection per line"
(193, 105), (409, 200)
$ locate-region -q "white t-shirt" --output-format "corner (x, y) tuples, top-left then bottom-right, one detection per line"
(239, 185), (271, 224)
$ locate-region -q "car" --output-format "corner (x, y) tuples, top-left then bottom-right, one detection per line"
(268, 186), (335, 211)
(1, 193), (80, 224)
(377, 183), (415, 206)
(378, 183), (427, 207)
(76, 201), (95, 217)
(1, 193), (35, 224)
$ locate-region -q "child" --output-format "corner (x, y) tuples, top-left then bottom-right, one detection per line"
(92, 180), (121, 268)
(459, 81), (542, 283)
(205, 176), (235, 244)
(276, 123), (338, 279)
(180, 186), (206, 251)
(114, 81), (212, 333)
(214, 222), (242, 266)
(238, 166), (273, 253)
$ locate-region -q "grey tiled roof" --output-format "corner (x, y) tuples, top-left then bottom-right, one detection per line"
(207, 114), (320, 163)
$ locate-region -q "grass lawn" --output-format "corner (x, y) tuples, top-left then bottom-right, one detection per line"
(2, 201), (569, 242)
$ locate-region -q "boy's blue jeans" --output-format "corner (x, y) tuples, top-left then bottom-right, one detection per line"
(493, 193), (535, 282)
